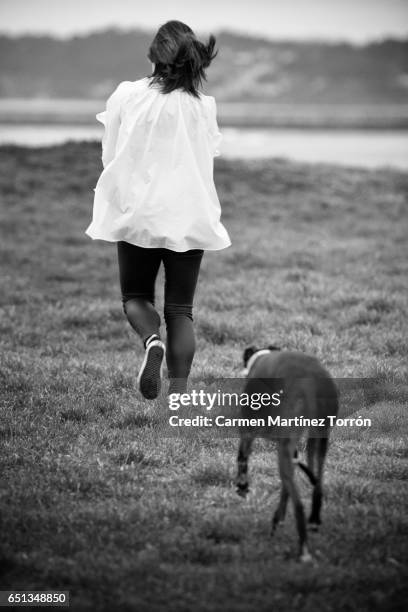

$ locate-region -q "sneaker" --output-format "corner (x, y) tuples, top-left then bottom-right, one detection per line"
(137, 337), (165, 400)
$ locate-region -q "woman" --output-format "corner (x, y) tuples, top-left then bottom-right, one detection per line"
(86, 20), (231, 400)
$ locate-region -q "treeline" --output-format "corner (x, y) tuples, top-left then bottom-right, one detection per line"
(0, 28), (407, 103)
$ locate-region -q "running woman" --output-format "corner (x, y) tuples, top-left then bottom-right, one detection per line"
(86, 20), (231, 399)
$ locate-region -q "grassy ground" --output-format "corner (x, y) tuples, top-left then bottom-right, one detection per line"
(0, 142), (407, 611)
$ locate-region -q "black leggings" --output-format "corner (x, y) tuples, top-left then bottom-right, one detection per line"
(117, 241), (203, 386)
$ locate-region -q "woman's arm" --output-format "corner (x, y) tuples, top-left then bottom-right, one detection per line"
(207, 96), (222, 157)
(97, 82), (128, 168)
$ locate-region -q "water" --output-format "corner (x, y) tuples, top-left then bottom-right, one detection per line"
(0, 123), (407, 169)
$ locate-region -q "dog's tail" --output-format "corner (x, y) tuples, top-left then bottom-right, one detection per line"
(293, 450), (317, 486)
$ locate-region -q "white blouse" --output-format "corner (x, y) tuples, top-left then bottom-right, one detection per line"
(85, 77), (231, 252)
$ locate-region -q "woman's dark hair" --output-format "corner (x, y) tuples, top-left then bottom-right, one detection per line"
(147, 20), (217, 97)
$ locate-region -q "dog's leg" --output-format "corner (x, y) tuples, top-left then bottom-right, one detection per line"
(309, 436), (328, 529)
(236, 434), (253, 497)
(306, 436), (319, 531)
(271, 485), (288, 534)
(278, 439), (312, 562)
(306, 437), (316, 476)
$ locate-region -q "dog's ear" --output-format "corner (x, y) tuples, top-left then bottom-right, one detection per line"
(243, 346), (257, 366)
(268, 344), (281, 351)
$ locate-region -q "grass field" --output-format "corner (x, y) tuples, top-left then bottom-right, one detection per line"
(0, 142), (407, 611)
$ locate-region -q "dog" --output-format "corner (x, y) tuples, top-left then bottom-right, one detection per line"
(236, 345), (339, 562)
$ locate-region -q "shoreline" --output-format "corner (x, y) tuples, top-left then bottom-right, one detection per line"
(2, 120), (408, 131)
(1, 100), (408, 130)
(0, 136), (408, 174)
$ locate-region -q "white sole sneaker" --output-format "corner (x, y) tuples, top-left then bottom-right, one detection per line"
(137, 340), (165, 400)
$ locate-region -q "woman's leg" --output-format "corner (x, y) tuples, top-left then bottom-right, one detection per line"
(162, 249), (204, 393)
(117, 241), (166, 399)
(117, 241), (162, 344)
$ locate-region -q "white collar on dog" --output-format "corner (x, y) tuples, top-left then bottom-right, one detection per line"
(242, 349), (272, 377)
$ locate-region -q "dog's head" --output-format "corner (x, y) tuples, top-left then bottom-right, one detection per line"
(242, 345), (281, 370)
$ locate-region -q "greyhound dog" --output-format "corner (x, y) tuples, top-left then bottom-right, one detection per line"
(236, 345), (339, 562)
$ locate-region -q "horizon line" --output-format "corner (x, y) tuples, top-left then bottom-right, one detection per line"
(0, 25), (407, 46)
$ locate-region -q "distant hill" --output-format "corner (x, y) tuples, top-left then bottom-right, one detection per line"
(0, 29), (407, 104)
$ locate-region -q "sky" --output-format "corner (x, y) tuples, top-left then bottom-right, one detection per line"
(0, 0), (407, 42)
